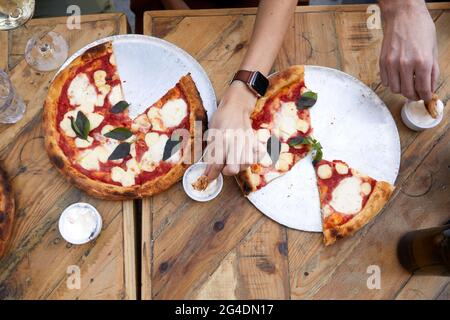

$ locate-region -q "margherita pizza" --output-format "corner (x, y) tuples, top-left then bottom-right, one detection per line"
(0, 166), (14, 259)
(237, 65), (319, 194)
(315, 160), (394, 246)
(44, 42), (207, 200)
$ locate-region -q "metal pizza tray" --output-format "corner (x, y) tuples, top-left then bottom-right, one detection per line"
(247, 66), (401, 232)
(56, 34), (217, 120)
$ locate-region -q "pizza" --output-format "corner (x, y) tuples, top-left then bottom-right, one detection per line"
(315, 160), (394, 246)
(0, 166), (15, 259)
(43, 42), (207, 200)
(236, 65), (319, 194)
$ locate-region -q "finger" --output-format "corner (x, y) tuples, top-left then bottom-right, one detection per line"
(387, 64), (401, 94)
(205, 164), (223, 181)
(223, 134), (241, 176)
(399, 60), (418, 100)
(414, 62), (433, 103)
(379, 55), (389, 87)
(431, 61), (440, 93)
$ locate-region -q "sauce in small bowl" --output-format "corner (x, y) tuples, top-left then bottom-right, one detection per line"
(183, 162), (223, 202)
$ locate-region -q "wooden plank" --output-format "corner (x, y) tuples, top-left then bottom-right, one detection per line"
(123, 200), (137, 300)
(0, 32), (8, 71)
(141, 198), (153, 300)
(144, 3), (450, 19)
(151, 179), (262, 299)
(0, 13), (135, 300)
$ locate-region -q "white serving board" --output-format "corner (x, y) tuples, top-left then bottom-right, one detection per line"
(247, 66), (401, 232)
(56, 35), (217, 121)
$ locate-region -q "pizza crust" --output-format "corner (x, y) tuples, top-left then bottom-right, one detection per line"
(251, 65), (304, 117)
(43, 42), (207, 200)
(0, 166), (15, 258)
(323, 181), (394, 246)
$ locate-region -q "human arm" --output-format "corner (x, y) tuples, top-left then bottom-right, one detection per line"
(378, 0), (439, 103)
(205, 0), (298, 180)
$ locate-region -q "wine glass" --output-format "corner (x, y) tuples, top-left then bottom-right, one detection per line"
(0, 70), (26, 123)
(0, 0), (69, 72)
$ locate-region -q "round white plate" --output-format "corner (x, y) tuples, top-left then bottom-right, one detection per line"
(56, 34), (217, 121)
(247, 66), (401, 232)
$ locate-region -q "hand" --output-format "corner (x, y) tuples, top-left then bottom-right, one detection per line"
(204, 81), (264, 181)
(379, 1), (439, 102)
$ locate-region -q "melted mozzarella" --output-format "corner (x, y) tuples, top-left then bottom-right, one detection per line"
(126, 158), (141, 175)
(77, 149), (100, 171)
(317, 164), (332, 179)
(60, 110), (78, 138)
(108, 85), (123, 106)
(111, 166), (135, 187)
(335, 162), (349, 175)
(274, 102), (299, 140)
(275, 152), (294, 172)
(330, 176), (363, 214)
(141, 132), (169, 171)
(160, 99), (188, 128)
(361, 182), (372, 195)
(259, 153), (273, 167)
(147, 107), (164, 131)
(87, 113), (104, 131)
(256, 128), (271, 143)
(75, 136), (94, 148)
(67, 73), (97, 113)
(93, 70), (111, 96)
(131, 114), (152, 132)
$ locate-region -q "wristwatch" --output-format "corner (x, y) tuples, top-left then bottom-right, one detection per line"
(231, 70), (269, 97)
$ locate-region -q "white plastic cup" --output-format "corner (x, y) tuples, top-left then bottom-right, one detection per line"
(58, 203), (102, 245)
(401, 100), (443, 132)
(183, 162), (223, 202)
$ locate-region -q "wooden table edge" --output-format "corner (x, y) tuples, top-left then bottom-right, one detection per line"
(144, 2), (450, 19)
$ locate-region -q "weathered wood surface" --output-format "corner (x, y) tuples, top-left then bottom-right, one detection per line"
(142, 4), (450, 300)
(0, 13), (137, 300)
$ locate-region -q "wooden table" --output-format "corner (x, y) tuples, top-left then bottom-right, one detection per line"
(142, 4), (450, 300)
(0, 13), (137, 300)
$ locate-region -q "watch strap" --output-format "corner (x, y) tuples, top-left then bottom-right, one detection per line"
(232, 70), (255, 85)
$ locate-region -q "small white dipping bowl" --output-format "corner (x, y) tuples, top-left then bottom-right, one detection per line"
(401, 99), (443, 132)
(183, 162), (223, 202)
(58, 202), (102, 245)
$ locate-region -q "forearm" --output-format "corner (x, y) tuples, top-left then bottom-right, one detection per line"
(379, 0), (427, 18)
(240, 0), (297, 75)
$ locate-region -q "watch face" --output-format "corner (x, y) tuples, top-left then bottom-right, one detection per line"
(251, 71), (269, 97)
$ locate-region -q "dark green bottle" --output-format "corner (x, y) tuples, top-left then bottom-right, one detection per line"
(397, 224), (450, 275)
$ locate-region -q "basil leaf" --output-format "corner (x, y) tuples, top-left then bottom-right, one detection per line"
(108, 142), (131, 161)
(163, 135), (182, 161)
(312, 147), (323, 166)
(110, 101), (129, 114)
(69, 116), (83, 138)
(267, 135), (281, 163)
(104, 127), (133, 141)
(297, 91), (318, 109)
(69, 111), (90, 140)
(311, 140), (323, 165)
(288, 136), (313, 147)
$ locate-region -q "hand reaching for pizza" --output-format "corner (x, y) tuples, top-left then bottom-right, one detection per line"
(379, 0), (439, 103)
(204, 81), (264, 180)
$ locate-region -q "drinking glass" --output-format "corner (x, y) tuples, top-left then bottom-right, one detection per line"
(1, 0), (69, 72)
(0, 69), (26, 123)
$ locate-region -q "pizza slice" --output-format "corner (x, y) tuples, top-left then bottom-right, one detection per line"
(314, 159), (394, 246)
(236, 65), (319, 195)
(44, 42), (207, 200)
(0, 166), (15, 259)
